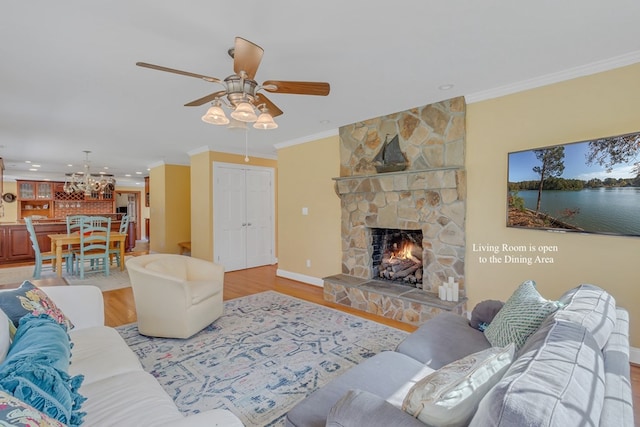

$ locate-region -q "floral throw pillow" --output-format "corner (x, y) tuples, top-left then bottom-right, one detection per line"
(0, 390), (66, 427)
(0, 281), (74, 332)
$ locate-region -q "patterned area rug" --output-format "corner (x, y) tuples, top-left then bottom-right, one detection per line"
(117, 291), (408, 426)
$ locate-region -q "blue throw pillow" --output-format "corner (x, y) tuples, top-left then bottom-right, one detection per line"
(0, 314), (85, 426)
(0, 281), (74, 331)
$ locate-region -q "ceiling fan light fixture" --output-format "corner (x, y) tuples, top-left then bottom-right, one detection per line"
(253, 111), (278, 129)
(201, 104), (229, 125)
(231, 102), (258, 122)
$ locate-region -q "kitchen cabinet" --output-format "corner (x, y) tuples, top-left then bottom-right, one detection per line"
(18, 181), (52, 200)
(0, 222), (64, 263)
(16, 180), (116, 219)
(17, 180), (54, 219)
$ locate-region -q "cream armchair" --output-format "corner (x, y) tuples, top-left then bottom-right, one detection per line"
(126, 254), (225, 338)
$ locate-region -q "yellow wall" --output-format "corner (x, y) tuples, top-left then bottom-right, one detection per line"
(0, 182), (18, 223)
(189, 150), (277, 261)
(466, 62), (640, 347)
(276, 135), (342, 281)
(149, 164), (190, 253)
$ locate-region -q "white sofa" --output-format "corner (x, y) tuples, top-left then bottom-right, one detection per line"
(0, 285), (243, 427)
(126, 254), (225, 339)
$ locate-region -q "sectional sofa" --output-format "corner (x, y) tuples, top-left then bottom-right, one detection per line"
(285, 282), (633, 427)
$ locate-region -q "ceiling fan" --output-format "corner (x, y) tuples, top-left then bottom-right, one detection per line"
(136, 37), (330, 129)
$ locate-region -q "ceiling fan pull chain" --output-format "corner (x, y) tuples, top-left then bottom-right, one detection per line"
(244, 128), (250, 163)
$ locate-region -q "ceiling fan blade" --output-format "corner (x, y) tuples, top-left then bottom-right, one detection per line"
(262, 80), (330, 96)
(254, 93), (284, 117)
(136, 62), (221, 83)
(233, 37), (264, 80)
(184, 90), (227, 107)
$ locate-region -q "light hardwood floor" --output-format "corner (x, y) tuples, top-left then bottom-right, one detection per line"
(2, 262), (639, 424)
(101, 264), (418, 332)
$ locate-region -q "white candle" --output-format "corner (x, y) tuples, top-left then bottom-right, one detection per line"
(448, 276), (454, 285)
(439, 285), (446, 300)
(452, 282), (459, 302)
(446, 287), (453, 301)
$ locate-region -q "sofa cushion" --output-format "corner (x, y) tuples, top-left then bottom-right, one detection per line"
(0, 389), (66, 427)
(285, 351), (433, 427)
(471, 319), (605, 427)
(484, 280), (560, 350)
(68, 326), (143, 385)
(79, 370), (184, 427)
(0, 282), (73, 331)
(327, 389), (424, 427)
(402, 344), (514, 427)
(0, 315), (85, 426)
(395, 312), (491, 369)
(555, 284), (617, 349)
(600, 308), (634, 427)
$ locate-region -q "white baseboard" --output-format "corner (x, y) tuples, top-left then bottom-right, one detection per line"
(276, 269), (324, 287)
(630, 346), (640, 365)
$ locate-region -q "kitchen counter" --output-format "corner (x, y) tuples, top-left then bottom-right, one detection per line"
(0, 214), (130, 264)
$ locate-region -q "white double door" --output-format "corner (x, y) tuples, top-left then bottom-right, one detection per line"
(213, 162), (275, 272)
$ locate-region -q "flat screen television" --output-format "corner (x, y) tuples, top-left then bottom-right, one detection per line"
(507, 130), (640, 237)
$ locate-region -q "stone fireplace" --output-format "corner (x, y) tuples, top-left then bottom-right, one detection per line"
(324, 97), (468, 326)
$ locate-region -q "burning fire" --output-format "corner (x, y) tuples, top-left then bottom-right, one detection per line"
(390, 243), (419, 262)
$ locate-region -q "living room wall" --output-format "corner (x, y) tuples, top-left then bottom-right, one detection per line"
(466, 62), (640, 349)
(149, 164), (190, 254)
(189, 149), (278, 262)
(276, 135), (342, 284)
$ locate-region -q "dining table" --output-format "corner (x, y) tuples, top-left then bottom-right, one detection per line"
(48, 232), (127, 278)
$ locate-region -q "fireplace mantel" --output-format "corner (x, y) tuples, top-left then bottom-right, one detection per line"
(333, 167), (462, 196)
(333, 166), (461, 182)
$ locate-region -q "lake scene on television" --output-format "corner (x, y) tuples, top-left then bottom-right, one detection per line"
(507, 131), (640, 237)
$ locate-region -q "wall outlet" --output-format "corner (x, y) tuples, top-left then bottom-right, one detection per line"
(302, 207), (309, 215)
(306, 259), (311, 268)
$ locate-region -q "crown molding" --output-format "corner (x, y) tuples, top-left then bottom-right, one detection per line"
(146, 160), (165, 169)
(466, 50), (640, 104)
(187, 146), (211, 157)
(274, 129), (339, 150)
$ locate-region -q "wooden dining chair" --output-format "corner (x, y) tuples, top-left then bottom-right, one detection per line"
(25, 216), (72, 279)
(65, 215), (85, 261)
(66, 215), (85, 234)
(109, 214), (129, 267)
(72, 216), (111, 279)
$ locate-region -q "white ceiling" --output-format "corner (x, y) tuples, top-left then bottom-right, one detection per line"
(2, 1), (640, 188)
